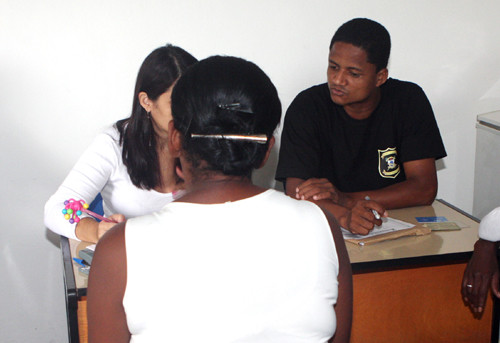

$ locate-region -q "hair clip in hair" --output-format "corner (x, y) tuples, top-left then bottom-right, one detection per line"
(217, 103), (254, 114)
(191, 133), (267, 144)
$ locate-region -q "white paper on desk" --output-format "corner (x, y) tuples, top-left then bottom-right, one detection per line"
(341, 217), (415, 240)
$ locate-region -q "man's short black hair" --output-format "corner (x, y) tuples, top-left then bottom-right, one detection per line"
(330, 18), (391, 71)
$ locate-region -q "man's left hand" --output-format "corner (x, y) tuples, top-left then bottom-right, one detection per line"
(295, 178), (353, 208)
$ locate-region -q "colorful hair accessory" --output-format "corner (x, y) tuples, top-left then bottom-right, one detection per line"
(62, 198), (115, 224)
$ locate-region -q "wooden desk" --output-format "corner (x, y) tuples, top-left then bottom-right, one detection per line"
(60, 237), (90, 343)
(348, 199), (498, 343)
(61, 199), (498, 343)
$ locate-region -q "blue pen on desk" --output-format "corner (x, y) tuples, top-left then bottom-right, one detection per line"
(364, 196), (381, 220)
(73, 257), (89, 267)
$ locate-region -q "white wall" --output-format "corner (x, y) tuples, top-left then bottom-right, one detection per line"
(2, 0), (500, 340)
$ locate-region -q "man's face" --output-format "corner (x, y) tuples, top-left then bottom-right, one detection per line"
(327, 41), (386, 108)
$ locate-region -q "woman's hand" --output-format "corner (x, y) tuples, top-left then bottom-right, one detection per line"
(97, 214), (126, 240)
(462, 239), (500, 314)
(76, 214), (126, 243)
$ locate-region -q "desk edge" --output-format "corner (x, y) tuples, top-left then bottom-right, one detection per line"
(60, 236), (80, 342)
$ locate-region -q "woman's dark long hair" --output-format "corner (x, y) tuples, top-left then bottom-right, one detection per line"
(116, 45), (197, 190)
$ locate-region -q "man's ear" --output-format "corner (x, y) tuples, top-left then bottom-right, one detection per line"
(167, 120), (182, 158)
(258, 136), (275, 169)
(376, 68), (389, 87)
(138, 92), (153, 112)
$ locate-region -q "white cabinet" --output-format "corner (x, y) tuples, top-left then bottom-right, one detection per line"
(473, 111), (500, 219)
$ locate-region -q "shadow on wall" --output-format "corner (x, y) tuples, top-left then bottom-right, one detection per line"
(252, 141), (280, 190)
(436, 159), (446, 172)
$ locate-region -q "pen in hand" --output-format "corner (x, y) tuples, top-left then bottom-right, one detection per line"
(82, 209), (117, 223)
(365, 196), (381, 220)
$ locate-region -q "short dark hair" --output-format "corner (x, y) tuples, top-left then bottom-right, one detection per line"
(171, 56), (281, 178)
(116, 44), (197, 189)
(329, 18), (391, 71)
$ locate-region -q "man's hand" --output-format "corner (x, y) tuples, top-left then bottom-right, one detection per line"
(338, 199), (386, 235)
(285, 177), (387, 235)
(295, 178), (354, 208)
(462, 239), (500, 314)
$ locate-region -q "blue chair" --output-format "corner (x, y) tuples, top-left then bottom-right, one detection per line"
(88, 193), (104, 219)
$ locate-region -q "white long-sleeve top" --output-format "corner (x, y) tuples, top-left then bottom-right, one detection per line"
(44, 126), (175, 240)
(478, 207), (500, 242)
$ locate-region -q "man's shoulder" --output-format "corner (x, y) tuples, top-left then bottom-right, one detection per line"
(287, 83), (333, 116)
(294, 82), (329, 100)
(286, 83), (335, 123)
(382, 78), (425, 94)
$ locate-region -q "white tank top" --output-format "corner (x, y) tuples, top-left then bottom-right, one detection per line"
(123, 189), (339, 342)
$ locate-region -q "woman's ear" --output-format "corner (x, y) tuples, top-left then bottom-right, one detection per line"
(138, 92), (153, 112)
(258, 136), (275, 169)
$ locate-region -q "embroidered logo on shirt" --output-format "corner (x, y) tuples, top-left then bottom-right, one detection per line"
(378, 147), (400, 178)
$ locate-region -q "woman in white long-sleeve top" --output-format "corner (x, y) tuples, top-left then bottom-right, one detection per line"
(44, 45), (197, 243)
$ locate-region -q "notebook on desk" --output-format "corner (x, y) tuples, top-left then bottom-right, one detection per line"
(342, 217), (431, 245)
(78, 244), (96, 265)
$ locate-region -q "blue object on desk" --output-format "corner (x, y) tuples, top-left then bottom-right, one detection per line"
(416, 216), (448, 223)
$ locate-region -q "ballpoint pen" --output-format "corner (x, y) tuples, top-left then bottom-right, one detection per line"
(365, 196), (381, 220)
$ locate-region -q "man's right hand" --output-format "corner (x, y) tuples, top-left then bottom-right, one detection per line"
(338, 199), (386, 235)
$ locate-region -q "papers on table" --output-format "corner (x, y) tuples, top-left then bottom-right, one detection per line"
(342, 217), (415, 240)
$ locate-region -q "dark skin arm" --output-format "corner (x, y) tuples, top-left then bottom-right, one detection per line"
(320, 207), (352, 343)
(462, 239), (500, 314)
(286, 178), (385, 235)
(87, 222), (130, 342)
(294, 158), (438, 210)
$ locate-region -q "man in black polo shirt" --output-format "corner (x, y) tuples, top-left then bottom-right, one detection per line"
(276, 18), (446, 235)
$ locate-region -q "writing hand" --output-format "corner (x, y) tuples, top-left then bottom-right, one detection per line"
(339, 199), (386, 235)
(97, 213), (126, 240)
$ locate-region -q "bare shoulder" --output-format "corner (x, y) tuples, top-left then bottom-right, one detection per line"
(89, 222), (127, 285)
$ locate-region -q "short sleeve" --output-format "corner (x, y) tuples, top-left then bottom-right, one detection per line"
(398, 84), (447, 163)
(478, 207), (500, 242)
(276, 91), (323, 182)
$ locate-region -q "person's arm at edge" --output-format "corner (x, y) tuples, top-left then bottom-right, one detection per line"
(345, 158), (437, 209)
(320, 207), (352, 343)
(43, 129), (119, 240)
(87, 221), (130, 342)
(462, 239), (500, 314)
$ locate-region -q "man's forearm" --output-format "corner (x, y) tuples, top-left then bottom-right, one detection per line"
(346, 177), (436, 210)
